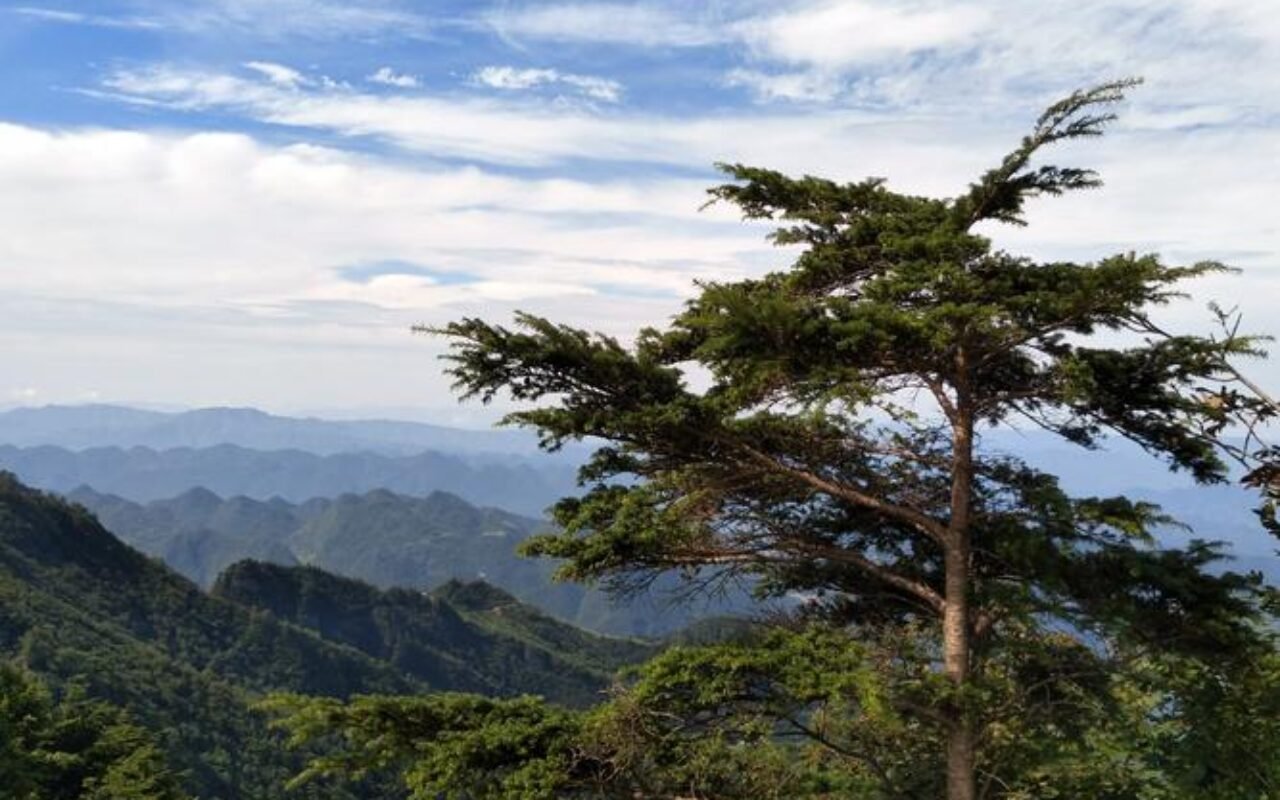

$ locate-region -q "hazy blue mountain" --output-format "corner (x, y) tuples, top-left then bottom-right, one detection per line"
(67, 485), (737, 636)
(0, 403), (566, 458)
(0, 443), (576, 516)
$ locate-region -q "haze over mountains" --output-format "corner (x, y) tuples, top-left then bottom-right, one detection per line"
(0, 443), (575, 516)
(1, 403), (1274, 619)
(0, 403), (585, 515)
(68, 485), (712, 636)
(0, 404), (561, 458)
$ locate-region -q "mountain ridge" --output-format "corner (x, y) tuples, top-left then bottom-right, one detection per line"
(64, 484), (731, 636)
(0, 442), (576, 516)
(0, 403), (576, 458)
(0, 472), (656, 797)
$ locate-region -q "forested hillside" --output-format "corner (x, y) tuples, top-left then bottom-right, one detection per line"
(214, 562), (655, 707)
(0, 473), (652, 798)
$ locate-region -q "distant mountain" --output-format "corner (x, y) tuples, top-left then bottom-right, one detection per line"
(0, 473), (655, 798)
(213, 562), (656, 707)
(67, 485), (736, 636)
(0, 403), (568, 458)
(0, 442), (576, 516)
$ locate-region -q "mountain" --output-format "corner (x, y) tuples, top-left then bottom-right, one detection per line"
(66, 485), (733, 637)
(213, 562), (656, 708)
(0, 443), (576, 516)
(0, 403), (568, 458)
(0, 472), (415, 798)
(0, 473), (654, 798)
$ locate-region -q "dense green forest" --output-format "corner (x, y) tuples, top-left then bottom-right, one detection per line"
(0, 473), (654, 798)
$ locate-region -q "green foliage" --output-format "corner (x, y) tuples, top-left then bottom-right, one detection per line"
(0, 472), (416, 798)
(0, 661), (188, 800)
(0, 472), (668, 798)
(414, 81), (1277, 796)
(263, 693), (584, 800)
(214, 561), (656, 707)
(269, 622), (1280, 799)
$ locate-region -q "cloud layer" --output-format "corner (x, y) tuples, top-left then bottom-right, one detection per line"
(2, 0), (1278, 417)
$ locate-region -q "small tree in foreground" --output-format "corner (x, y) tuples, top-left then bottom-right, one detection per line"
(270, 82), (1277, 798)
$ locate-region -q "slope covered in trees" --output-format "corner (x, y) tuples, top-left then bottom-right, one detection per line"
(214, 563), (655, 708)
(0, 661), (189, 800)
(0, 473), (413, 797)
(0, 473), (654, 798)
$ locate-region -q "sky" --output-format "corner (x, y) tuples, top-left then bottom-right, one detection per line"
(0, 0), (1278, 426)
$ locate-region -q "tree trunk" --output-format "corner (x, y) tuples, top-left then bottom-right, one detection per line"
(945, 381), (976, 800)
(944, 540), (975, 800)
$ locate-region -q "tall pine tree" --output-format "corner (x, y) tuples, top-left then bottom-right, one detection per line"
(429, 80), (1264, 798)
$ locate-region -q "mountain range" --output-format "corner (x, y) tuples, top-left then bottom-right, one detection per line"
(0, 472), (654, 798)
(67, 484), (724, 636)
(0, 442), (576, 517)
(1, 403), (1274, 620)
(0, 404), (570, 458)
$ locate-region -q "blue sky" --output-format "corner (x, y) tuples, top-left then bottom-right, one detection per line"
(0, 0), (1278, 423)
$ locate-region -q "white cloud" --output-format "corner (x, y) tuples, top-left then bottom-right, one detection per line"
(244, 61), (307, 88)
(0, 121), (764, 413)
(98, 64), (983, 182)
(484, 2), (721, 47)
(13, 1), (435, 39)
(367, 67), (421, 89)
(734, 1), (987, 69)
(725, 69), (845, 104)
(475, 1), (1280, 120)
(143, 0), (430, 39)
(472, 66), (623, 103)
(13, 0), (1280, 412)
(0, 122), (759, 318)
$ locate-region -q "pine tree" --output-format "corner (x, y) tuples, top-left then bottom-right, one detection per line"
(0, 661), (189, 800)
(428, 80), (1265, 798)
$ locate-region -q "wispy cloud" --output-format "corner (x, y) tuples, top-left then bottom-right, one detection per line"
(478, 0), (1280, 120)
(724, 69), (845, 104)
(13, 1), (433, 38)
(367, 67), (421, 89)
(96, 64), (969, 178)
(0, 121), (753, 315)
(484, 2), (721, 47)
(472, 66), (622, 103)
(189, 0), (428, 38)
(244, 61), (307, 88)
(7, 0), (1280, 414)
(11, 6), (162, 30)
